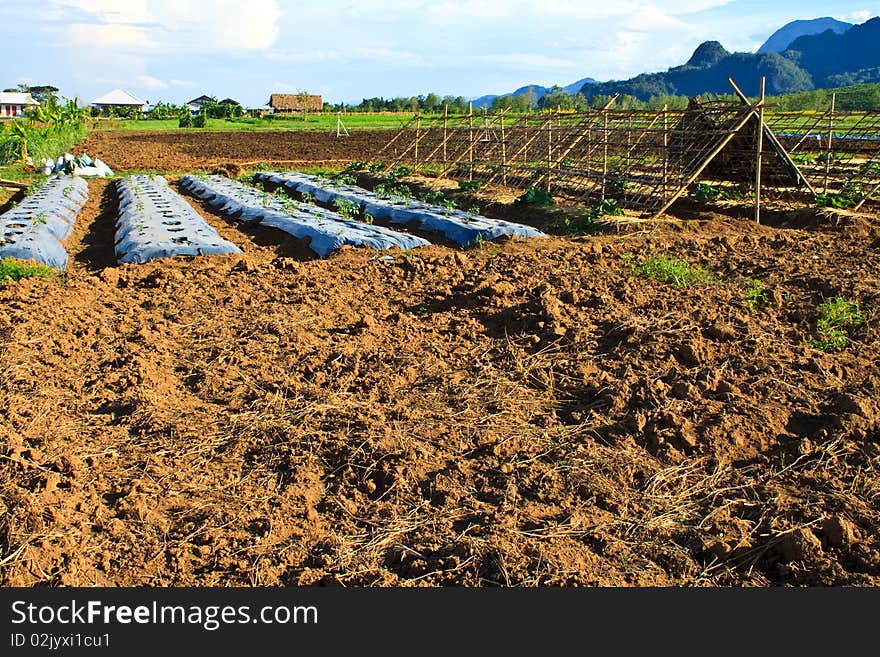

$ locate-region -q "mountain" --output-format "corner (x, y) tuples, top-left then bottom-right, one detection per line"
(758, 17), (851, 54)
(577, 45), (812, 100)
(470, 77), (598, 109)
(686, 41), (729, 67)
(784, 16), (880, 85)
(574, 16), (880, 102)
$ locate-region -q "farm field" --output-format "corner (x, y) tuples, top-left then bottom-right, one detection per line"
(90, 113), (420, 133)
(0, 130), (878, 587)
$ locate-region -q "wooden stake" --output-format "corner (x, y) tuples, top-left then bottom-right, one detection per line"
(414, 113), (421, 167)
(468, 102), (474, 181)
(443, 104), (448, 163)
(853, 179), (880, 211)
(547, 109), (553, 192)
(824, 92), (836, 194)
(755, 77), (766, 224)
(662, 104), (669, 198)
(500, 109), (507, 185)
(650, 99), (764, 220)
(602, 109), (609, 201)
(728, 77), (817, 196)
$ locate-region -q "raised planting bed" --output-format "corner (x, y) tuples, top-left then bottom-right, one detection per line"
(179, 174), (430, 258)
(115, 175), (242, 264)
(253, 171), (546, 246)
(0, 175), (89, 270)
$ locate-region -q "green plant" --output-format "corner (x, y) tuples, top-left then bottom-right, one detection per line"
(374, 183), (412, 200)
(0, 257), (57, 284)
(301, 192), (315, 204)
(458, 180), (482, 192)
(632, 255), (712, 288)
(745, 279), (769, 310)
(333, 172), (357, 185)
(814, 297), (864, 352)
(607, 175), (629, 194)
(178, 113), (193, 128)
(564, 199), (624, 234)
(32, 212), (48, 226)
(363, 214), (375, 225)
(693, 182), (729, 203)
(815, 193), (857, 209)
(345, 160), (368, 171)
(334, 198), (360, 219)
(368, 162), (386, 173)
(192, 114), (206, 128)
(515, 187), (554, 206)
(386, 165), (412, 181)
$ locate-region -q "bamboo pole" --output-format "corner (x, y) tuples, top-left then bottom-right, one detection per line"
(468, 102), (474, 181)
(662, 104), (669, 199)
(500, 109), (507, 185)
(549, 95), (618, 175)
(547, 109), (553, 192)
(728, 77), (817, 196)
(853, 179), (880, 211)
(824, 93), (836, 194)
(414, 113), (421, 167)
(379, 113), (420, 156)
(602, 109), (609, 201)
(0, 179), (27, 189)
(443, 104), (448, 163)
(755, 77), (766, 224)
(649, 99), (765, 220)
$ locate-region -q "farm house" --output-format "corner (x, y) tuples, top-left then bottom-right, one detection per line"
(186, 95), (215, 114)
(91, 89), (148, 115)
(269, 93), (323, 114)
(0, 91), (37, 118)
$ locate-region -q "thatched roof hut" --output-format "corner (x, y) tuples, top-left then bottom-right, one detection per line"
(269, 93), (323, 113)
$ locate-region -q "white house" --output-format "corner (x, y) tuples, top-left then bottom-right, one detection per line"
(0, 92), (38, 118)
(186, 95), (215, 114)
(91, 89), (148, 114)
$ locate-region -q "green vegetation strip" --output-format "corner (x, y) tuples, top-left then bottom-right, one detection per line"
(815, 297), (865, 352)
(630, 254), (712, 288)
(0, 257), (57, 284)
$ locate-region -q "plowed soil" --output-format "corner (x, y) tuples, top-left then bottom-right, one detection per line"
(1, 132), (879, 587)
(79, 130), (392, 172)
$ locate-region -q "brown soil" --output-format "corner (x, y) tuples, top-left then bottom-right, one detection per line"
(1, 133), (879, 587)
(78, 130), (392, 172)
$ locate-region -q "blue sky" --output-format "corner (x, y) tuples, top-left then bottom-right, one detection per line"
(1, 1), (877, 107)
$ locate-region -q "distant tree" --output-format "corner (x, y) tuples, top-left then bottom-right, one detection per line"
(18, 84), (59, 104)
(424, 93), (441, 112)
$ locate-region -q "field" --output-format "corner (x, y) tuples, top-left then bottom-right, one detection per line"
(89, 113), (420, 133)
(0, 129), (878, 586)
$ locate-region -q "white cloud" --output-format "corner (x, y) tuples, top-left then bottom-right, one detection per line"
(136, 74), (169, 90)
(836, 9), (873, 23)
(49, 0), (281, 51)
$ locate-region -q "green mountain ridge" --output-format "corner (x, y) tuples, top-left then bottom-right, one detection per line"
(578, 16), (880, 101)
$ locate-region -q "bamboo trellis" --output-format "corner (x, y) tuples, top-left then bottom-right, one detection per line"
(377, 79), (880, 217)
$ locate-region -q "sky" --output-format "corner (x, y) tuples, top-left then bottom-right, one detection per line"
(0, 0), (878, 107)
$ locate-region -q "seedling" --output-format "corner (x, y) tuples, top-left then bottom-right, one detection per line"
(0, 257), (56, 284)
(632, 255), (712, 288)
(458, 180), (482, 192)
(745, 279), (769, 310)
(334, 198), (360, 220)
(515, 187), (554, 206)
(814, 297), (864, 352)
